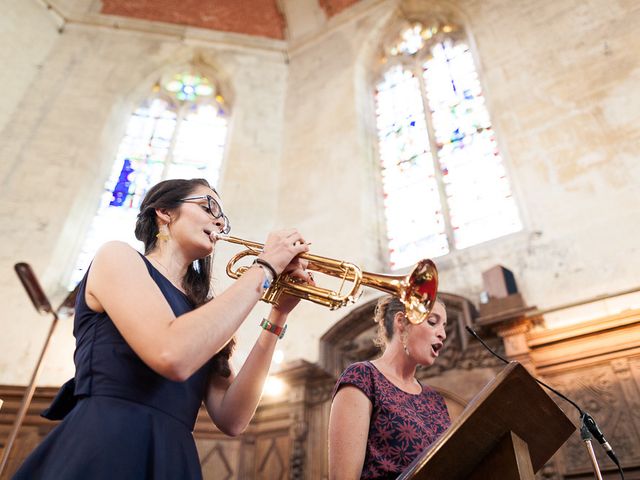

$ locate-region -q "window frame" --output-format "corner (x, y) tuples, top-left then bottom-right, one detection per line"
(371, 21), (524, 270)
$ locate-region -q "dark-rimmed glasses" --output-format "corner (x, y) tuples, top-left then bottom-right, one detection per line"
(180, 195), (231, 234)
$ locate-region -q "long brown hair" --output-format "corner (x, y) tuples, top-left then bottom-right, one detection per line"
(135, 178), (234, 377)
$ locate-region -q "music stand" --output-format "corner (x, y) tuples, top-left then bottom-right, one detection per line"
(0, 263), (77, 476)
(399, 362), (575, 479)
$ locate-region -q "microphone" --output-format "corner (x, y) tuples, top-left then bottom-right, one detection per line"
(465, 326), (623, 475)
(581, 412), (620, 467)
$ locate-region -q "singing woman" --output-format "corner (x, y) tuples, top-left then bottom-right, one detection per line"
(328, 295), (451, 479)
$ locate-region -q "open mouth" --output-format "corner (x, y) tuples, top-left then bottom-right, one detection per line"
(431, 343), (443, 357)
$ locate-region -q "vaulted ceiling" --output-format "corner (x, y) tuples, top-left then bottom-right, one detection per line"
(100, 0), (361, 40)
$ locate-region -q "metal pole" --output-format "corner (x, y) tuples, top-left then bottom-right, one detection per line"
(0, 263), (75, 477)
(581, 423), (604, 480)
(0, 312), (58, 476)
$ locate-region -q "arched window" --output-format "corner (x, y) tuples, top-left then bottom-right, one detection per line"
(375, 21), (522, 269)
(68, 72), (229, 288)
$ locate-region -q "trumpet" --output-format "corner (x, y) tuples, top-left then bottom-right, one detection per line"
(215, 235), (438, 325)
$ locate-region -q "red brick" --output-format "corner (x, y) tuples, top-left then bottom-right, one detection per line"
(319, 0), (360, 17)
(101, 0), (286, 39)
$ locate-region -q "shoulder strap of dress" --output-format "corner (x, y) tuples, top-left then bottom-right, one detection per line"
(137, 253), (155, 276)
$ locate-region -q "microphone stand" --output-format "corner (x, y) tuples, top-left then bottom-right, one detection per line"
(0, 263), (77, 477)
(581, 423), (603, 480)
(465, 326), (624, 480)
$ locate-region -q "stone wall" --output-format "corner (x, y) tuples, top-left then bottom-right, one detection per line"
(271, 0), (640, 362)
(1, 0), (639, 385)
(0, 0), (288, 384)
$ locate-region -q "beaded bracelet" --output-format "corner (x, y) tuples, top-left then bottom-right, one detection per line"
(260, 318), (287, 339)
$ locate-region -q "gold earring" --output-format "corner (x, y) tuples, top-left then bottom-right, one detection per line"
(156, 224), (170, 241)
(401, 330), (410, 356)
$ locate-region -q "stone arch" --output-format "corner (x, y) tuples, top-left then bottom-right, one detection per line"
(355, 0), (477, 85)
(52, 47), (236, 287)
(320, 291), (507, 418)
(320, 291), (485, 377)
(350, 1), (489, 271)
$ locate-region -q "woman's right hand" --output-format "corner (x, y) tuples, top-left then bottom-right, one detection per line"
(259, 229), (309, 274)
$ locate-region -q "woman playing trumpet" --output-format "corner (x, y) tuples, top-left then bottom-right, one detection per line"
(14, 178), (313, 479)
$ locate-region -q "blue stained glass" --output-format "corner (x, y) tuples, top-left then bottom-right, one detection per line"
(69, 75), (229, 289)
(109, 159), (134, 207)
(451, 128), (464, 143)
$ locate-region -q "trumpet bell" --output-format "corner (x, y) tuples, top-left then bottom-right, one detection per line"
(360, 259), (438, 325)
(402, 259), (438, 325)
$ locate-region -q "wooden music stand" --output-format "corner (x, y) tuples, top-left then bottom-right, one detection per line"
(399, 362), (575, 480)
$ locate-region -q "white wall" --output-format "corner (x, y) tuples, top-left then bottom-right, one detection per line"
(1, 0), (639, 384)
(253, 0), (640, 364)
(0, 0), (288, 384)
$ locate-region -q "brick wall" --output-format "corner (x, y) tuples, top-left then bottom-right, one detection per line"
(319, 0), (360, 17)
(101, 0), (287, 39)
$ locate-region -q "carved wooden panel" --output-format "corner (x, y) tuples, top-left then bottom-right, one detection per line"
(196, 438), (241, 480)
(0, 386), (59, 480)
(540, 356), (640, 479)
(254, 434), (290, 479)
(305, 399), (331, 480)
(521, 310), (640, 479)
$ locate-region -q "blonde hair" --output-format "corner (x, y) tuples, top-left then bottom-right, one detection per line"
(373, 296), (406, 348)
(373, 296), (446, 349)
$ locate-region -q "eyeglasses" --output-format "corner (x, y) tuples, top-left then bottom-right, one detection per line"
(180, 195), (231, 234)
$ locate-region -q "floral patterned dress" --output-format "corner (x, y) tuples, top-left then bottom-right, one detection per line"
(332, 361), (451, 479)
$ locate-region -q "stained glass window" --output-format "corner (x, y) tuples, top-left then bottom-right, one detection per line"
(376, 23), (521, 269)
(68, 73), (228, 288)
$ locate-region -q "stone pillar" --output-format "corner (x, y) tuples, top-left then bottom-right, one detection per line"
(495, 318), (536, 372)
(476, 294), (538, 372)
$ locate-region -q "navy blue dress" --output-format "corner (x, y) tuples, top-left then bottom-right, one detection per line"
(13, 255), (212, 479)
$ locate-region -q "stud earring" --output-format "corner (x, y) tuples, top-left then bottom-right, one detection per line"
(156, 224), (170, 241)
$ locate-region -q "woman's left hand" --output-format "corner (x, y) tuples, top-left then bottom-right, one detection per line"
(272, 257), (315, 315)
